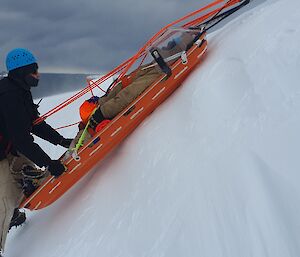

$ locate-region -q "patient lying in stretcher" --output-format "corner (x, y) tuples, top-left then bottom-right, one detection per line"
(67, 31), (197, 154)
(66, 65), (164, 154)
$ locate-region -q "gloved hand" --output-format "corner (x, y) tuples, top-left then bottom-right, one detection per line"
(59, 138), (73, 148)
(48, 160), (67, 178)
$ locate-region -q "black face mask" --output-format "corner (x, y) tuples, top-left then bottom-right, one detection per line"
(24, 74), (39, 88)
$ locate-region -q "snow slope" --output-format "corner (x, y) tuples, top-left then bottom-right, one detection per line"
(6, 0), (300, 256)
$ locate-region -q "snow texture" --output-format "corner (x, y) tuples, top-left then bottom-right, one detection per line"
(5, 0), (300, 256)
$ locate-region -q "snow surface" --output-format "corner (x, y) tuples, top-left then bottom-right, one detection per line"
(5, 0), (300, 256)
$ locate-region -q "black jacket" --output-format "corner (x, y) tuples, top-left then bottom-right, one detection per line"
(0, 76), (64, 167)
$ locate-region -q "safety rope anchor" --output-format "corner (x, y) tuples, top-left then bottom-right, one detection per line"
(65, 148), (81, 162)
(72, 150), (81, 162)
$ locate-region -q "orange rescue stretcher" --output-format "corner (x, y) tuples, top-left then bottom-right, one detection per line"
(20, 0), (249, 210)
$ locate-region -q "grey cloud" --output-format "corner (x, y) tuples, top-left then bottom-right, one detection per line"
(0, 0), (262, 73)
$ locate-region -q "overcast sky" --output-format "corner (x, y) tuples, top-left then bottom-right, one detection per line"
(0, 0), (261, 74)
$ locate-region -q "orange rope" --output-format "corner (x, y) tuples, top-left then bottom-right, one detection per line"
(117, 0), (227, 80)
(183, 0), (241, 28)
(34, 0), (239, 126)
(87, 79), (95, 97)
(89, 79), (106, 93)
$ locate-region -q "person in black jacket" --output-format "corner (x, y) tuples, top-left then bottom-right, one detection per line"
(0, 48), (71, 254)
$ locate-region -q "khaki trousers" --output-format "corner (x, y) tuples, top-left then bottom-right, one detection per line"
(0, 158), (23, 252)
(100, 67), (163, 119)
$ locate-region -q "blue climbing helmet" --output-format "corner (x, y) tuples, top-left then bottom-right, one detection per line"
(6, 48), (37, 72)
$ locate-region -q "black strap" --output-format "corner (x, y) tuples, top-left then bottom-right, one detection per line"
(191, 0), (250, 32)
(105, 78), (118, 96)
(150, 48), (172, 76)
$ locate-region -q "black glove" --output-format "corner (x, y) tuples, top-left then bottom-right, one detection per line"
(48, 160), (67, 178)
(58, 138), (73, 148)
(89, 108), (105, 130)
